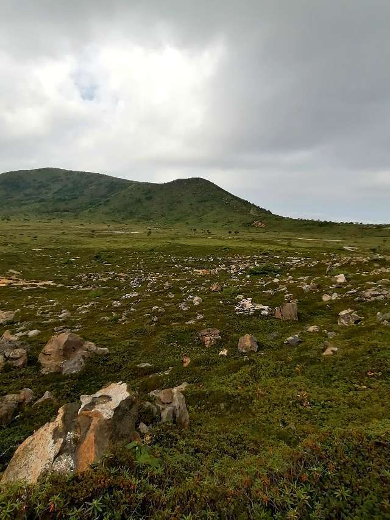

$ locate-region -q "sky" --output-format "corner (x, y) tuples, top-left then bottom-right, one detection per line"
(1, 1), (389, 223)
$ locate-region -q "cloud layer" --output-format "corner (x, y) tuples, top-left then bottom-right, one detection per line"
(1, 0), (389, 222)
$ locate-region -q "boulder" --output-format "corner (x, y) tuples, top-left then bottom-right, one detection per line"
(0, 310), (17, 326)
(1, 382), (138, 484)
(149, 385), (189, 429)
(238, 334), (258, 353)
(0, 388), (34, 426)
(38, 332), (109, 374)
(198, 328), (221, 347)
(0, 335), (29, 371)
(274, 302), (298, 321)
(338, 309), (363, 326)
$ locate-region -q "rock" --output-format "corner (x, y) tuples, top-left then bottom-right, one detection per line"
(137, 362), (153, 368)
(0, 335), (29, 371)
(377, 311), (390, 323)
(4, 348), (27, 368)
(238, 334), (258, 353)
(333, 274), (347, 284)
(359, 287), (389, 302)
(1, 382), (138, 484)
(0, 310), (17, 325)
(274, 302), (298, 321)
(38, 332), (109, 374)
(252, 220), (266, 228)
(235, 298), (256, 315)
(198, 328), (221, 347)
(0, 388), (34, 426)
(149, 386), (189, 429)
(193, 296), (202, 306)
(174, 382), (189, 393)
(182, 354), (191, 367)
(322, 294), (332, 302)
(33, 391), (56, 407)
(28, 329), (40, 338)
(338, 309), (363, 326)
(219, 348), (228, 356)
(1, 330), (18, 341)
(138, 422), (149, 434)
(210, 283), (222, 292)
(284, 334), (302, 347)
(306, 325), (320, 333)
(323, 343), (338, 356)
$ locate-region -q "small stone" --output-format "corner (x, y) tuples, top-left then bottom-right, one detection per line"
(33, 391), (55, 407)
(274, 302), (298, 321)
(138, 422), (149, 434)
(338, 309), (363, 326)
(306, 325), (320, 333)
(323, 343), (338, 356)
(238, 334), (258, 354)
(198, 328), (221, 347)
(284, 334), (302, 347)
(333, 274), (347, 284)
(182, 354), (191, 367)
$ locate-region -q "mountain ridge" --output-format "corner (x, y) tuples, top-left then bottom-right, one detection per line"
(0, 167), (270, 227)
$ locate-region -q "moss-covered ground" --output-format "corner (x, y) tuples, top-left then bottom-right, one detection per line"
(0, 220), (390, 519)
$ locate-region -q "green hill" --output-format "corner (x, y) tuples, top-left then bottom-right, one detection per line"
(0, 167), (271, 228)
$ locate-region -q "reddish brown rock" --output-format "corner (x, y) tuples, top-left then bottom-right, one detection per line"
(1, 382), (138, 484)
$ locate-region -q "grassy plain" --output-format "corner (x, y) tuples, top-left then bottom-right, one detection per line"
(0, 219), (390, 519)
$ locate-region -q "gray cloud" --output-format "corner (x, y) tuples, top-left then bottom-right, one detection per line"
(0, 0), (389, 222)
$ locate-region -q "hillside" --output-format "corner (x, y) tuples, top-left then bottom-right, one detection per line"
(0, 168), (270, 228)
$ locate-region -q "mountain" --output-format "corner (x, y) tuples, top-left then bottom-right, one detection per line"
(0, 167), (271, 227)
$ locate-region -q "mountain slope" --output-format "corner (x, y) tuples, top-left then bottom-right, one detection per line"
(0, 168), (271, 227)
(0, 168), (131, 216)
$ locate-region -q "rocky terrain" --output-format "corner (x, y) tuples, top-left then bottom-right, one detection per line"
(0, 220), (389, 518)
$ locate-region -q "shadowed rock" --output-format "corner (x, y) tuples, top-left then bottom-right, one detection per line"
(149, 385), (189, 429)
(0, 333), (30, 371)
(38, 332), (109, 374)
(0, 388), (34, 426)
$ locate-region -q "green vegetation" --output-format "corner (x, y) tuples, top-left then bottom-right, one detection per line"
(0, 168), (269, 228)
(0, 203), (389, 517)
(0, 169), (390, 520)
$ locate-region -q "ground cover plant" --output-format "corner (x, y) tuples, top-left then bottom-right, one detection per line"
(0, 220), (390, 519)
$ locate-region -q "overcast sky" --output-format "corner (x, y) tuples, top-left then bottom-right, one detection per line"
(1, 1), (389, 222)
